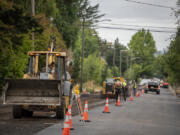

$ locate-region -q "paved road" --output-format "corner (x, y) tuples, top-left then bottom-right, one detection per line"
(35, 88), (180, 135)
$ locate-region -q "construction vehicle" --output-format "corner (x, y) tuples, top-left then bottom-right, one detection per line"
(101, 77), (126, 98)
(102, 78), (115, 98)
(2, 37), (71, 119)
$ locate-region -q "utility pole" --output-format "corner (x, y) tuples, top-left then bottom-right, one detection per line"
(80, 18), (85, 92)
(113, 45), (116, 76)
(126, 51), (129, 70)
(31, 0), (35, 50)
(119, 50), (122, 76)
(120, 50), (128, 77)
(130, 54), (133, 80)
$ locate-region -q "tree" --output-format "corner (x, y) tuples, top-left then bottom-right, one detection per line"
(164, 28), (180, 84)
(0, 1), (43, 89)
(104, 38), (127, 76)
(162, 1), (180, 85)
(72, 27), (100, 81)
(128, 29), (157, 79)
(78, 0), (104, 91)
(83, 54), (106, 84)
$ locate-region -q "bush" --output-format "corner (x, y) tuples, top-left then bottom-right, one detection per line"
(83, 54), (106, 84)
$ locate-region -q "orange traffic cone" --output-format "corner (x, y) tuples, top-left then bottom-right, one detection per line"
(116, 94), (120, 106)
(103, 97), (110, 113)
(83, 100), (91, 122)
(136, 89), (139, 97)
(130, 92), (133, 101)
(62, 112), (70, 135)
(67, 105), (74, 130)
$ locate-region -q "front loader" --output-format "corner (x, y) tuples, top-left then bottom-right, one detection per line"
(2, 44), (71, 119)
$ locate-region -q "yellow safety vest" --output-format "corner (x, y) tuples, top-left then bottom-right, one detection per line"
(123, 82), (127, 87)
(74, 85), (80, 95)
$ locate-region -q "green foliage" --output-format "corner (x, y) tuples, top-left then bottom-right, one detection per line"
(78, 0), (104, 23)
(113, 66), (120, 77)
(127, 29), (157, 79)
(84, 29), (99, 57)
(163, 28), (180, 84)
(101, 66), (112, 83)
(72, 27), (100, 81)
(55, 0), (81, 48)
(83, 54), (106, 84)
(152, 55), (165, 78)
(0, 2), (43, 88)
(14, 0), (82, 48)
(104, 38), (128, 76)
(72, 37), (81, 80)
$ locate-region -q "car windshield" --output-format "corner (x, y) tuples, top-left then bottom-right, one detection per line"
(148, 81), (158, 85)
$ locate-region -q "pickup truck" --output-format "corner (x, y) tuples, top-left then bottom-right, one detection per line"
(145, 81), (160, 94)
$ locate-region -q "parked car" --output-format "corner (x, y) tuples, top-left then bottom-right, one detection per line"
(145, 81), (160, 94)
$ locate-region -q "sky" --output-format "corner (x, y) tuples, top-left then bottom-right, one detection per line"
(90, 0), (178, 51)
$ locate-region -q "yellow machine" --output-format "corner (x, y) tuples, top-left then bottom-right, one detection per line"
(3, 39), (71, 119)
(102, 77), (125, 97)
(113, 77), (125, 83)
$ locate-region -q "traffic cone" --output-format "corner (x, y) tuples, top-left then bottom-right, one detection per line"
(83, 100), (91, 122)
(103, 97), (110, 113)
(67, 105), (74, 130)
(136, 89), (139, 97)
(130, 92), (133, 101)
(62, 112), (70, 135)
(116, 94), (120, 106)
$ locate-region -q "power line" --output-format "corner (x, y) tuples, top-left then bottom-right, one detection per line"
(99, 22), (177, 30)
(93, 25), (176, 33)
(124, 0), (176, 9)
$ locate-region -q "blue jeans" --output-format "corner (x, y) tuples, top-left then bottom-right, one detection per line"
(133, 88), (136, 96)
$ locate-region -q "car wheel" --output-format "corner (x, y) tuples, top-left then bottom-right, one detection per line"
(145, 90), (148, 93)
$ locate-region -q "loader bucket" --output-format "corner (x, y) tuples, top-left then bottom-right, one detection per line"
(3, 79), (62, 105)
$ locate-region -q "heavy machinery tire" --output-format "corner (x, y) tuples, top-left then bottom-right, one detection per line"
(56, 100), (65, 119)
(22, 109), (33, 117)
(157, 91), (160, 95)
(13, 105), (22, 119)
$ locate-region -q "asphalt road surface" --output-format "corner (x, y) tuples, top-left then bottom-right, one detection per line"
(36, 88), (180, 135)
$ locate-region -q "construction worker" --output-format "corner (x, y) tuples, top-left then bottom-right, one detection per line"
(133, 80), (137, 96)
(115, 80), (122, 102)
(122, 81), (127, 101)
(48, 62), (55, 74)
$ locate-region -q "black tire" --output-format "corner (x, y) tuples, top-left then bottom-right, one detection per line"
(56, 100), (65, 119)
(145, 90), (148, 93)
(157, 91), (160, 95)
(22, 109), (33, 117)
(13, 105), (22, 119)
